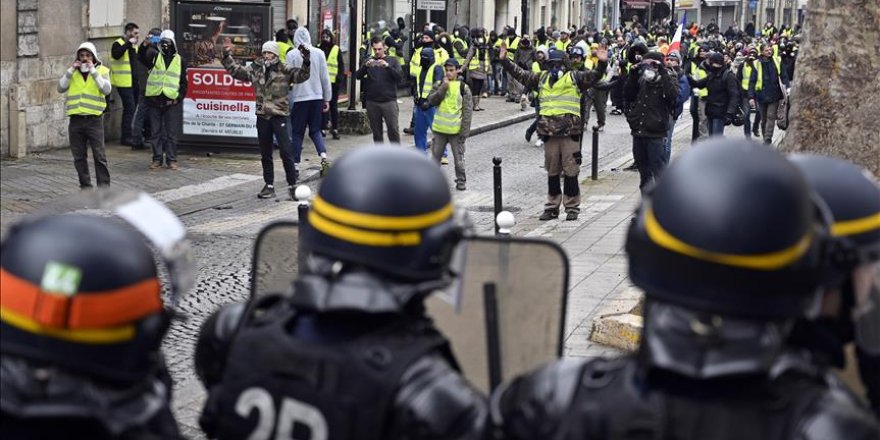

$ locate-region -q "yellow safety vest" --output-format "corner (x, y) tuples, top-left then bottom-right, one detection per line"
(146, 54), (182, 100)
(389, 38), (405, 65)
(417, 63), (438, 99)
(506, 37), (520, 61)
(410, 47), (423, 77)
(755, 57), (783, 92)
(110, 38), (137, 88)
(66, 65), (110, 116)
(690, 63), (708, 97)
(554, 40), (569, 51)
(453, 37), (469, 65)
(432, 80), (462, 135)
(538, 72), (582, 117)
(435, 47), (450, 66)
(531, 61), (542, 73)
(327, 45), (340, 83)
(277, 41), (292, 60)
(741, 62), (755, 90)
(469, 48), (486, 72)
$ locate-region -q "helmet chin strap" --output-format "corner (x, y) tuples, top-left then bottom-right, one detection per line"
(639, 299), (792, 380)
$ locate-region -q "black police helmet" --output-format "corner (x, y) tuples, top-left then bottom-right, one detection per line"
(302, 147), (461, 282)
(0, 214), (168, 383)
(789, 154), (880, 267)
(626, 138), (831, 319)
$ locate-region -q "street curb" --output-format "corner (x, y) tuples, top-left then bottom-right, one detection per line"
(469, 112), (535, 137)
(589, 286), (644, 352)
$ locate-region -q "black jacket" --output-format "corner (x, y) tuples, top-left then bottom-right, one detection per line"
(356, 56), (403, 102)
(689, 64), (738, 119)
(624, 69), (679, 138)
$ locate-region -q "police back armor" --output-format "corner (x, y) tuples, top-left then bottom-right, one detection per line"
(493, 355), (880, 440)
(200, 299), (481, 440)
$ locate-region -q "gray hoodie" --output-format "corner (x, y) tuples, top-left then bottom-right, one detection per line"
(287, 28), (332, 103)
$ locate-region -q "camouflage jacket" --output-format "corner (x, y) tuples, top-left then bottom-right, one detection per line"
(501, 58), (607, 136)
(222, 54), (310, 118)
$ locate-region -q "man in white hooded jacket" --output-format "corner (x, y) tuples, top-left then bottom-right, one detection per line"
(287, 27), (333, 175)
(57, 42), (112, 188)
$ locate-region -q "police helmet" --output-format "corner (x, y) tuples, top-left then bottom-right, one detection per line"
(789, 154), (880, 267)
(548, 49), (566, 61)
(568, 46), (586, 59)
(301, 147), (463, 282)
(1, 215), (170, 383)
(625, 138), (832, 319)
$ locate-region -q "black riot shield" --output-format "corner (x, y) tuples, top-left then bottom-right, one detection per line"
(426, 236), (570, 393)
(250, 220), (300, 299)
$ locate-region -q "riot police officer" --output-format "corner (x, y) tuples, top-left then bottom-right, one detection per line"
(1, 192), (192, 439)
(490, 139), (880, 439)
(196, 147), (488, 439)
(785, 154), (880, 417)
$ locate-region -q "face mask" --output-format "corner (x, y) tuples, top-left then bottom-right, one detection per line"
(80, 63), (91, 73)
(642, 68), (658, 82)
(421, 56), (431, 65)
(588, 37), (594, 44)
(265, 57), (278, 66)
(549, 66), (563, 79)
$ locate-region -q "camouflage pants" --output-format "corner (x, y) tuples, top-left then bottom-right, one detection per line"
(543, 136), (581, 213)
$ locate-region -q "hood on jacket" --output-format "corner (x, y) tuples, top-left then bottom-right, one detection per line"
(75, 42), (101, 64)
(294, 27), (312, 47)
(159, 30), (176, 49)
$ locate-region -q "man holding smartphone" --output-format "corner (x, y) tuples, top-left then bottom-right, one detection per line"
(57, 42), (112, 189)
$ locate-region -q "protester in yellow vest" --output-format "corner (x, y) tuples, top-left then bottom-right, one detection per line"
(413, 47), (445, 154)
(462, 27), (490, 111)
(275, 29), (293, 59)
(500, 46), (608, 221)
(139, 30), (187, 170)
(320, 29), (344, 140)
(426, 59), (473, 190)
(554, 30), (571, 51)
(738, 47), (762, 138)
(57, 42), (112, 188)
(110, 22), (140, 146)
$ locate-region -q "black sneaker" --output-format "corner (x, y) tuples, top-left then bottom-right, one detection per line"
(288, 186), (296, 200)
(566, 211), (579, 221)
(258, 184), (275, 199)
(455, 182), (466, 191)
(403, 127), (414, 135)
(539, 210), (559, 221)
(331, 129), (340, 140)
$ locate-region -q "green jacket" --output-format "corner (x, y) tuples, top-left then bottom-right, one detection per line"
(222, 53), (310, 118)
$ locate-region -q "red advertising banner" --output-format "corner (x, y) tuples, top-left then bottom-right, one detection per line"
(183, 68), (257, 137)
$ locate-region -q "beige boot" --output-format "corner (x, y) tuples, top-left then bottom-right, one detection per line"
(520, 95), (529, 111)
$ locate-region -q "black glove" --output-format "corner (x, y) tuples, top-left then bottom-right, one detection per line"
(724, 113), (734, 126)
(418, 100), (431, 111)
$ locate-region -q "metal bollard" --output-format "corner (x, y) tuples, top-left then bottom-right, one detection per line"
(496, 211), (515, 237)
(493, 157), (503, 236)
(295, 185), (312, 272)
(591, 126), (599, 181)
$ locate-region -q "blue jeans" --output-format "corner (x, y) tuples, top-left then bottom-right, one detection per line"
(414, 106), (436, 152)
(632, 136), (666, 191)
(707, 118), (725, 137)
(290, 99), (327, 163)
(131, 95), (150, 145)
(257, 116), (297, 186)
(663, 121), (676, 165)
(117, 87), (136, 141)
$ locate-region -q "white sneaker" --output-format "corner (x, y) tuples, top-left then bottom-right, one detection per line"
(535, 139), (544, 147)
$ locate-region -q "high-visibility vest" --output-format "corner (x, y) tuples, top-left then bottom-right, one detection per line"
(327, 45), (340, 83)
(110, 38), (137, 88)
(410, 47), (423, 77)
(741, 62), (756, 90)
(66, 65), (110, 116)
(690, 62), (708, 97)
(755, 57), (783, 92)
(432, 80), (463, 135)
(531, 61), (542, 73)
(389, 38), (405, 66)
(417, 63), (438, 99)
(505, 37), (520, 61)
(146, 54), (182, 100)
(453, 37), (468, 65)
(554, 39), (569, 51)
(538, 72), (582, 117)
(277, 41), (292, 59)
(469, 47), (486, 72)
(435, 47), (450, 66)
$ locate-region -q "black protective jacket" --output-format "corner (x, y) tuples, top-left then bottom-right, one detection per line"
(689, 63), (739, 119)
(623, 69), (679, 138)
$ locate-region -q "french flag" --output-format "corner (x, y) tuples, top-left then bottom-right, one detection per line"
(667, 13), (687, 56)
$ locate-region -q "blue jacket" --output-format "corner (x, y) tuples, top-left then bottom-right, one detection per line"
(756, 57), (789, 104)
(674, 71), (692, 120)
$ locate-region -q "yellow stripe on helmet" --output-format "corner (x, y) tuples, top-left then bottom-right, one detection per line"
(831, 212), (880, 237)
(312, 196), (453, 231)
(309, 210), (422, 247)
(644, 207), (812, 271)
(0, 307), (135, 344)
